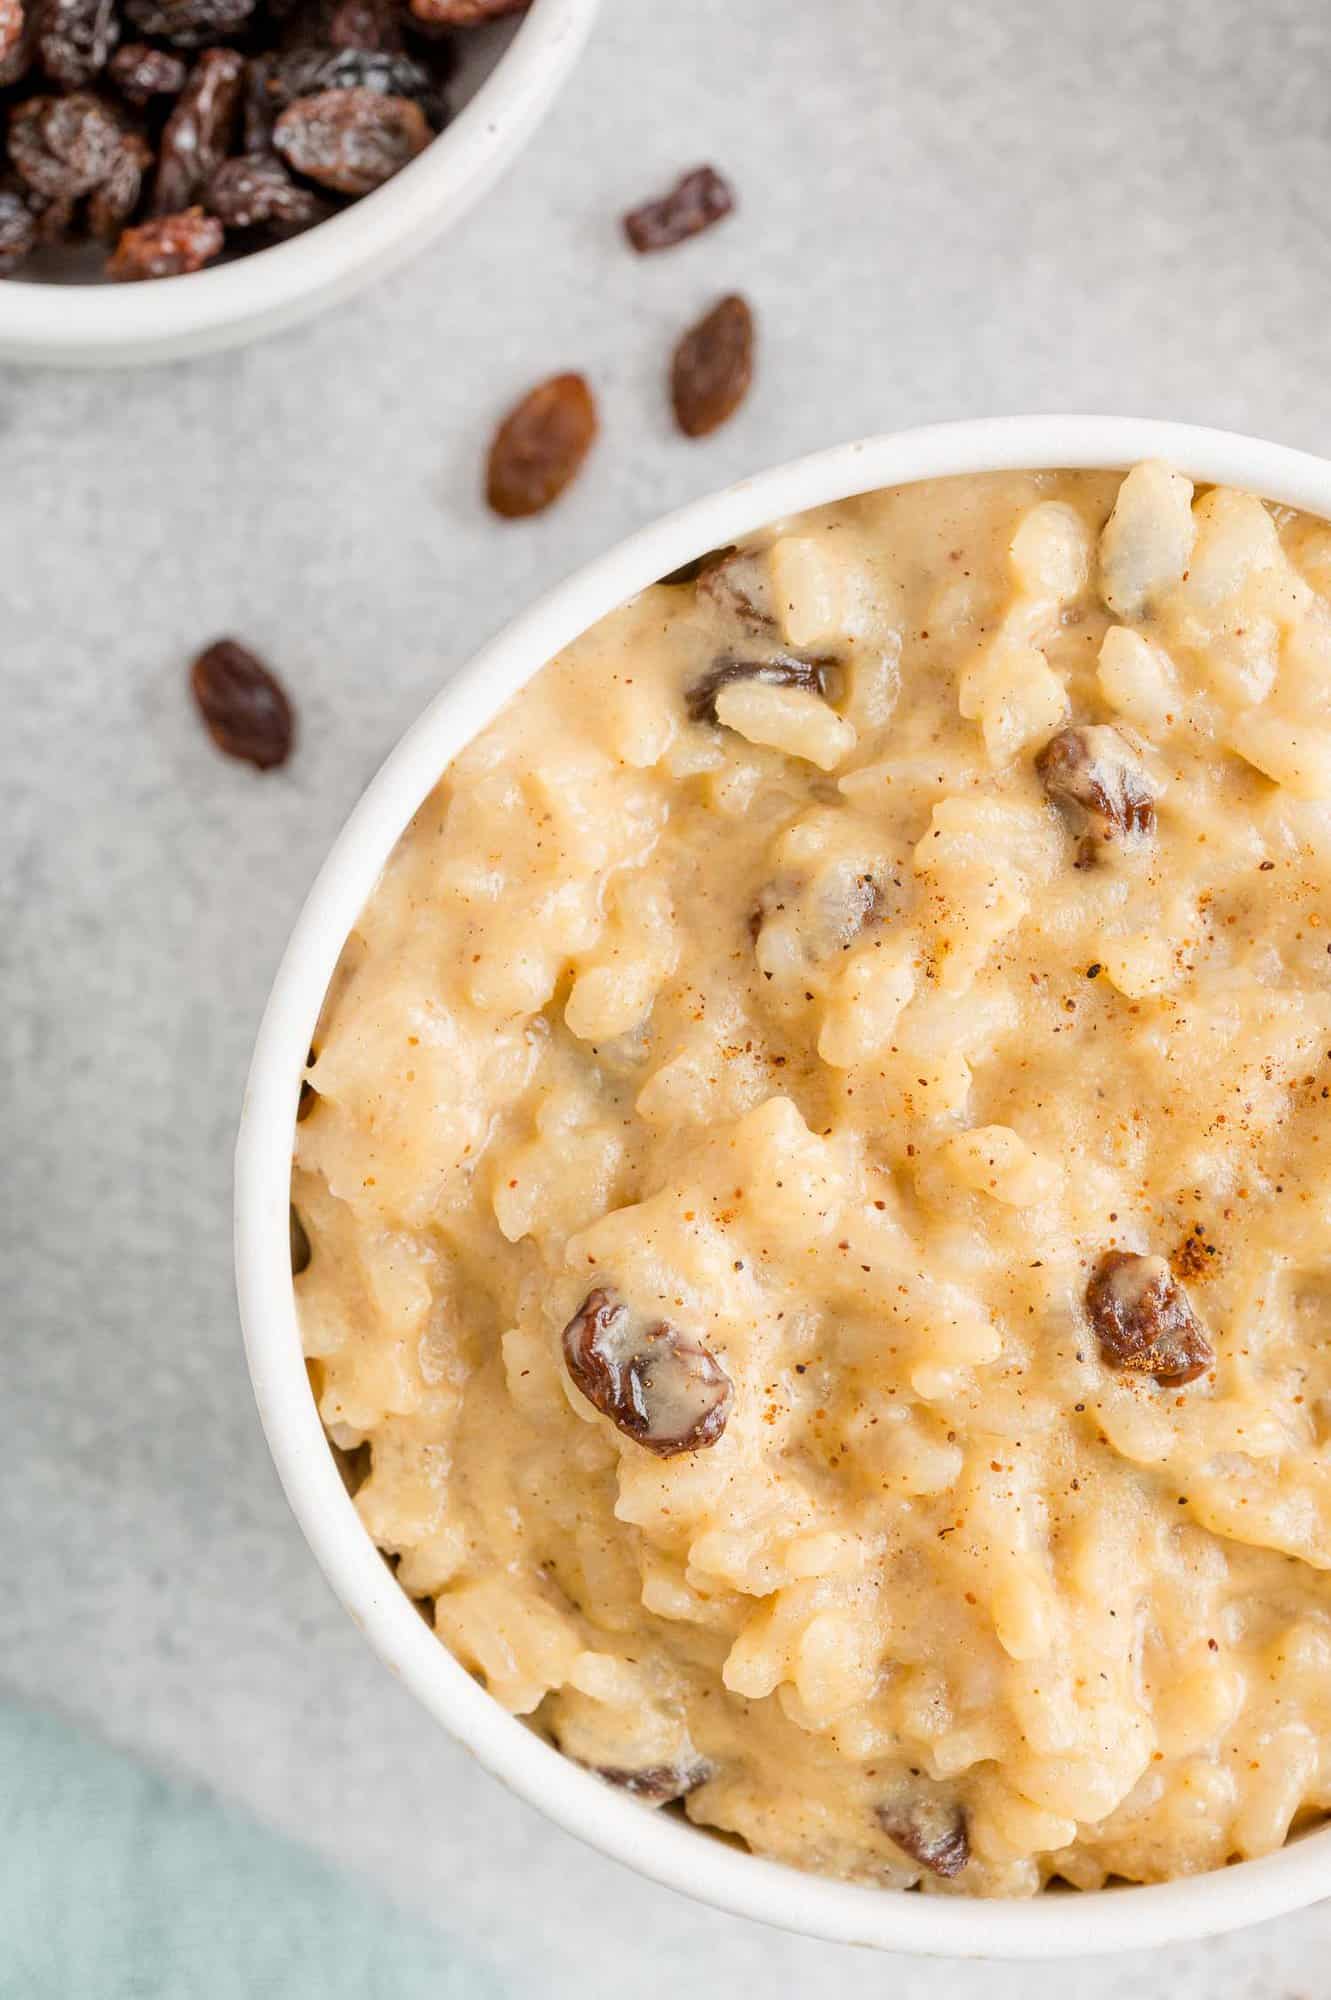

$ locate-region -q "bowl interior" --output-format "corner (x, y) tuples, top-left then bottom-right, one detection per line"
(237, 415), (1331, 1957)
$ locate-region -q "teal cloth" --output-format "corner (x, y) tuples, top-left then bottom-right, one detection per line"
(0, 1704), (501, 2000)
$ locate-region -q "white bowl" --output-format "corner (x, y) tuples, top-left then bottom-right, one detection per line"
(236, 414), (1331, 1957)
(0, 0), (598, 368)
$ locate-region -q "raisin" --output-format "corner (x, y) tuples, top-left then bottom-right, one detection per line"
(624, 164), (734, 254)
(205, 150), (322, 228)
(407, 0), (526, 20)
(273, 85), (427, 192)
(595, 1761), (712, 1803)
(656, 543), (738, 589)
(123, 0), (256, 45)
(327, 0), (404, 49)
(27, 185), (76, 242)
(697, 546), (775, 631)
(8, 92), (123, 197)
(687, 652), (829, 724)
(108, 203), (223, 274)
(561, 1287), (733, 1458)
(87, 130), (152, 238)
(486, 371), (596, 519)
(267, 43), (442, 124)
(34, 0), (117, 87)
(1085, 1251), (1214, 1387)
(753, 862), (883, 965)
(108, 40), (188, 102)
(290, 1204), (311, 1274)
(190, 636), (294, 766)
(0, 0), (26, 77)
(153, 46), (243, 212)
(671, 292), (754, 439)
(877, 1798), (969, 1879)
(1036, 724), (1156, 863)
(241, 54), (276, 150)
(0, 187), (36, 272)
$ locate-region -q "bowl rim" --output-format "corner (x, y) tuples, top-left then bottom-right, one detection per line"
(0, 0), (598, 365)
(236, 414), (1331, 1958)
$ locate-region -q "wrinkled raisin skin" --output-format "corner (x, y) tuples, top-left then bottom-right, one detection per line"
(624, 164), (734, 254)
(1037, 724), (1156, 864)
(595, 1761), (712, 1804)
(153, 45), (243, 213)
(486, 371), (597, 519)
(268, 44), (438, 116)
(205, 151), (322, 228)
(36, 0), (120, 89)
(0, 0), (25, 76)
(1086, 1250), (1214, 1387)
(0, 189), (36, 271)
(561, 1286), (733, 1458)
(122, 0), (256, 47)
(687, 652), (829, 724)
(8, 91), (124, 198)
(108, 201), (222, 276)
(876, 1800), (970, 1879)
(273, 85), (428, 193)
(87, 130), (153, 238)
(190, 636), (294, 768)
(108, 40), (189, 101)
(408, 0), (525, 19)
(671, 292), (754, 439)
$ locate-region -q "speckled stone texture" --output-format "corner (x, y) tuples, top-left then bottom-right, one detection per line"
(5, 0), (1331, 1990)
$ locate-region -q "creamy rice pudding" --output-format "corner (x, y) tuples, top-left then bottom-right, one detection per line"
(293, 463), (1331, 1895)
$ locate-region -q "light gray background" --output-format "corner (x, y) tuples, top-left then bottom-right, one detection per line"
(5, 0), (1331, 1991)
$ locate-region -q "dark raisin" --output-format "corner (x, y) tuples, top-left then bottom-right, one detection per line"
(697, 546), (775, 631)
(108, 40), (188, 101)
(241, 54), (276, 150)
(407, 0), (526, 20)
(1085, 1250), (1214, 1387)
(1036, 724), (1156, 863)
(153, 46), (243, 213)
(327, 0), (403, 49)
(273, 85), (427, 192)
(877, 1798), (969, 1878)
(595, 1761), (712, 1803)
(108, 203), (224, 274)
(290, 1203), (311, 1274)
(8, 91), (123, 197)
(561, 1287), (733, 1458)
(205, 150), (322, 227)
(0, 0), (26, 78)
(190, 636), (294, 766)
(0, 187), (36, 272)
(656, 543), (738, 589)
(35, 0), (118, 88)
(87, 130), (152, 238)
(486, 371), (596, 519)
(27, 185), (76, 242)
(671, 292), (754, 439)
(123, 0), (256, 45)
(269, 42), (435, 109)
(687, 653), (829, 724)
(624, 164), (734, 254)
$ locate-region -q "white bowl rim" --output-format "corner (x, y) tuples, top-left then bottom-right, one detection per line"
(0, 0), (598, 364)
(236, 414), (1331, 1959)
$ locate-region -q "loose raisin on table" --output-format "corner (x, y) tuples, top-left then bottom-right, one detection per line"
(34, 0), (118, 87)
(1085, 1251), (1213, 1387)
(153, 45), (243, 212)
(876, 1799), (969, 1878)
(273, 84), (427, 192)
(87, 129), (152, 237)
(671, 292), (754, 439)
(595, 1761), (713, 1804)
(408, 0), (525, 20)
(1036, 724), (1156, 864)
(108, 202), (223, 274)
(561, 1287), (733, 1458)
(108, 40), (188, 102)
(624, 164), (734, 253)
(205, 150), (321, 227)
(686, 652), (829, 724)
(0, 188), (37, 271)
(122, 0), (256, 46)
(8, 91), (123, 197)
(485, 371), (596, 519)
(190, 636), (294, 767)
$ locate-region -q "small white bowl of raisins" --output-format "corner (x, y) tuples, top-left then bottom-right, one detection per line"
(0, 0), (597, 365)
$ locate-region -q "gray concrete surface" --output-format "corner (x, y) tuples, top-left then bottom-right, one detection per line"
(6, 0), (1331, 1991)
